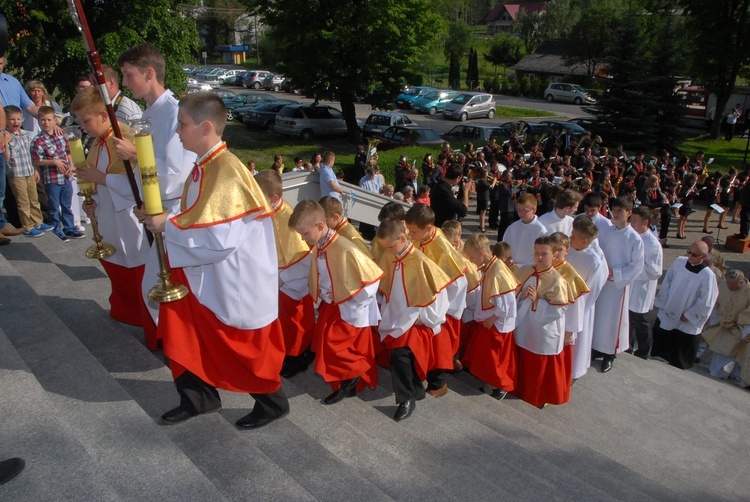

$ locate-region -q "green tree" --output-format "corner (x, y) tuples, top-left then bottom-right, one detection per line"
(246, 0), (438, 143)
(1, 0), (199, 102)
(444, 20), (473, 90)
(680, 0), (750, 139)
(466, 47), (479, 90)
(563, 5), (621, 81)
(483, 34), (524, 78)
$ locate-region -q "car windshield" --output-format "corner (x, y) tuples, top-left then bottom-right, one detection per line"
(402, 88), (419, 96)
(424, 91), (441, 99)
(366, 115), (392, 125)
(451, 94), (472, 105)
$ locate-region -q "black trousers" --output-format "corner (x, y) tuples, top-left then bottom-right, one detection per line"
(658, 207), (672, 240)
(651, 318), (699, 370)
(175, 370), (289, 418)
(488, 197), (500, 227)
(739, 203), (750, 238)
(390, 347), (424, 403)
(497, 212), (515, 241)
(628, 310), (651, 358)
(426, 369), (447, 391)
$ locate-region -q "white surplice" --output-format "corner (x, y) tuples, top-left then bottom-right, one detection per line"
(502, 216), (547, 267)
(515, 275), (567, 356)
(628, 229), (663, 314)
(538, 210), (573, 236)
(317, 257), (381, 329)
(654, 257), (718, 335)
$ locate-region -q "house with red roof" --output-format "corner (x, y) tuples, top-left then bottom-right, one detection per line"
(485, 2), (548, 36)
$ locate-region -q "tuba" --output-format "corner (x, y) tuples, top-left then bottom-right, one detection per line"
(365, 137), (380, 167)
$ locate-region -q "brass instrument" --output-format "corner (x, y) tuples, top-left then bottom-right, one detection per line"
(698, 162), (710, 184)
(366, 137), (380, 167)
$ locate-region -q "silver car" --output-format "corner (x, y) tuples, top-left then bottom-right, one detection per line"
(543, 83), (596, 105)
(262, 74), (285, 91)
(442, 93), (495, 121)
(273, 104), (363, 140)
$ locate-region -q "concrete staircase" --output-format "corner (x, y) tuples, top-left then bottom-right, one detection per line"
(1, 236), (749, 501)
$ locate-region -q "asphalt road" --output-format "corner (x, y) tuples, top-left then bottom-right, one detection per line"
(222, 84), (593, 136)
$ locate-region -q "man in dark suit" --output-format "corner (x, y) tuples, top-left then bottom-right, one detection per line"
(430, 165), (469, 227)
(403, 167), (422, 197)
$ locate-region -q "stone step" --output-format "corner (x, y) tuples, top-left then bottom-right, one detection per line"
(0, 327), (120, 501)
(0, 251), (226, 501)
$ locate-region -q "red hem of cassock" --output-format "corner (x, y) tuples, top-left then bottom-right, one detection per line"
(314, 301), (378, 392)
(431, 320), (457, 371)
(514, 346), (570, 408)
(279, 291), (315, 357)
(462, 324), (516, 392)
(459, 320), (477, 357)
(100, 260), (159, 350)
(158, 267), (284, 394)
(382, 325), (435, 382)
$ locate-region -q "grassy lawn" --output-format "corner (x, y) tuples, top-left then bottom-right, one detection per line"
(495, 106), (555, 118)
(680, 134), (750, 171)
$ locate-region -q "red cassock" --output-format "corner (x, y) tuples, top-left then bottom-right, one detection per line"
(159, 267), (285, 394)
(462, 324), (516, 392)
(313, 301), (378, 392)
(459, 319), (477, 357)
(381, 324), (435, 382)
(99, 260), (158, 350)
(430, 320), (457, 371)
(514, 346), (570, 408)
(278, 291), (315, 357)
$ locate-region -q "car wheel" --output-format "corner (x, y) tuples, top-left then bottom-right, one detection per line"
(273, 84), (280, 92)
(227, 110), (234, 121)
(429, 107), (437, 116)
(253, 82), (261, 89)
(459, 112), (468, 122)
(574, 97), (582, 105)
(546, 94), (554, 102)
(300, 129), (314, 141)
(264, 120), (273, 130)
(487, 109), (495, 119)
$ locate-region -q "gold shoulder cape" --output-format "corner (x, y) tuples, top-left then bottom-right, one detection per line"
(377, 244), (452, 308)
(414, 228), (467, 282)
(336, 219), (374, 259)
(481, 256), (521, 311)
(310, 232), (384, 305)
(554, 260), (590, 300)
(464, 257), (480, 292)
(269, 200), (312, 269)
(173, 148), (270, 229)
(371, 238), (385, 263)
(515, 265), (573, 307)
(87, 123), (133, 175)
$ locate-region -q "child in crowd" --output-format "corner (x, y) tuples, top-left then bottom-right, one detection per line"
(416, 185), (431, 205)
(31, 106), (84, 242)
(462, 233), (520, 399)
(376, 218), (451, 421)
(441, 220), (464, 252)
(514, 236), (573, 408)
(371, 201), (406, 262)
(289, 200), (383, 405)
(319, 195), (373, 258)
(502, 193), (547, 267)
(142, 92), (289, 429)
(405, 204), (468, 396)
(72, 87), (155, 345)
(255, 169), (315, 379)
(4, 105), (53, 237)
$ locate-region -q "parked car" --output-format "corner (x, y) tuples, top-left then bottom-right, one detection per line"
(412, 90), (460, 115)
(281, 77), (300, 94)
(210, 89), (236, 101)
(242, 70), (273, 89)
(186, 83), (213, 93)
(240, 100), (300, 129)
(538, 119), (589, 138)
(567, 117), (614, 136)
(262, 74), (285, 92)
(273, 104), (363, 140)
(395, 86), (437, 109)
(496, 121), (547, 138)
(376, 126), (443, 150)
(362, 112), (416, 138)
(218, 69), (243, 84)
(441, 124), (511, 148)
(443, 93), (496, 121)
(233, 71), (249, 86)
(225, 92), (281, 121)
(543, 83), (596, 105)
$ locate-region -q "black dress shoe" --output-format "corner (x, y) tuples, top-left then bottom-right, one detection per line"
(236, 410), (289, 429)
(601, 358), (614, 373)
(324, 386), (356, 405)
(161, 405), (220, 425)
(393, 399), (415, 421)
(490, 388), (508, 400)
(0, 457), (25, 486)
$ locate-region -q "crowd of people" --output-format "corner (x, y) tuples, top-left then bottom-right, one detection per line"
(0, 42), (748, 460)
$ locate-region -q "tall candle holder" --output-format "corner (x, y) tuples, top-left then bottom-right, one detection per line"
(64, 126), (115, 260)
(130, 119), (188, 303)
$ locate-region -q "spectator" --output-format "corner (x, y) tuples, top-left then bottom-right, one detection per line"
(22, 80), (62, 134)
(359, 165), (383, 194)
(92, 65), (143, 123)
(319, 150), (343, 200)
(429, 164), (469, 227)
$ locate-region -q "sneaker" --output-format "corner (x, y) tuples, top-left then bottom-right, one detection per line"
(55, 232), (70, 242)
(65, 230), (86, 239)
(23, 228), (44, 238)
(75, 225), (86, 233)
(36, 223), (54, 232)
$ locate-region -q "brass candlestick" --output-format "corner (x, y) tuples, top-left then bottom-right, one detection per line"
(78, 185), (116, 259)
(147, 218), (189, 303)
